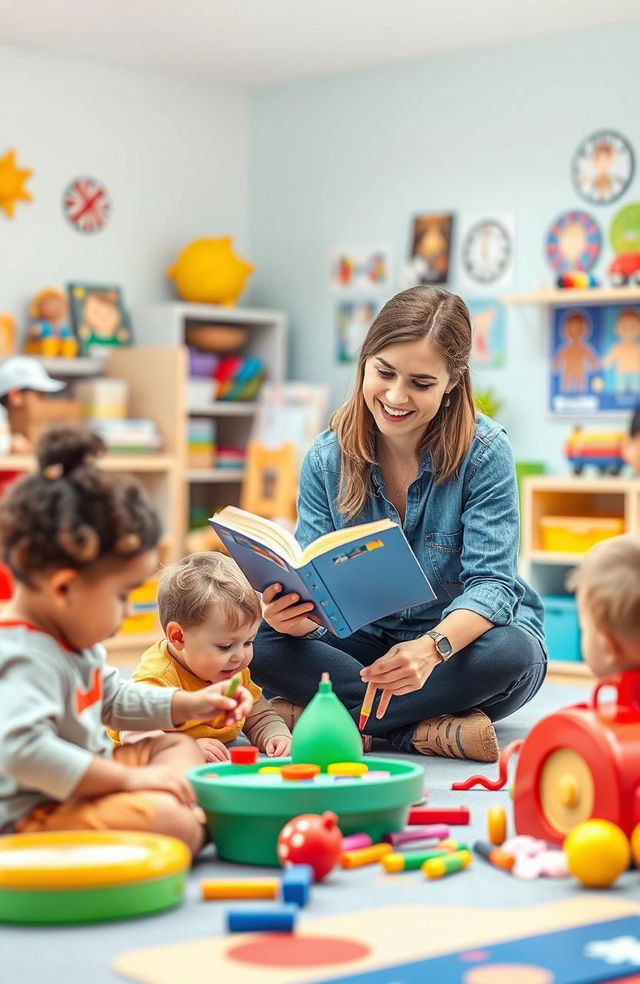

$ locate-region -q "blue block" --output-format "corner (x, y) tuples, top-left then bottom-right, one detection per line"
(281, 864), (313, 906)
(226, 904), (298, 933)
(542, 595), (582, 662)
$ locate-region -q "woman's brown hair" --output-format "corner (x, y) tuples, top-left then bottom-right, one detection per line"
(330, 285), (476, 519)
(0, 425), (161, 585)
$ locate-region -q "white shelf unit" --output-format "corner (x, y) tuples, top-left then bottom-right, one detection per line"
(134, 303), (287, 526)
(520, 475), (640, 680)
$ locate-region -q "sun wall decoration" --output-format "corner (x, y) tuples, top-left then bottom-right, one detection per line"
(0, 149), (33, 219)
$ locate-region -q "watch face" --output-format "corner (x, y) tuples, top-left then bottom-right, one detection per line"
(545, 210), (601, 273)
(572, 130), (635, 205)
(437, 637), (453, 657)
(461, 219), (512, 284)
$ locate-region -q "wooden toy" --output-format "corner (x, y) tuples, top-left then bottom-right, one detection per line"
(474, 840), (516, 873)
(487, 804), (507, 845)
(407, 806), (469, 825)
(564, 819), (631, 888)
(422, 850), (472, 879)
(0, 830), (189, 924)
(226, 903), (298, 933)
(383, 823), (449, 847)
(188, 754), (423, 866)
(277, 812), (343, 882)
(281, 864), (313, 906)
(229, 745), (259, 766)
(564, 425), (627, 476)
(328, 762), (368, 777)
(339, 843), (392, 869)
(201, 878), (279, 900)
(341, 832), (372, 851)
(291, 673), (363, 771)
(281, 763), (321, 781)
(513, 671), (640, 845)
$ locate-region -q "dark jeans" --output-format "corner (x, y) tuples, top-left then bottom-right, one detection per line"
(251, 622), (547, 753)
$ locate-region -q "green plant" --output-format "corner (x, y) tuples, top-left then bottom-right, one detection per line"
(474, 387), (503, 419)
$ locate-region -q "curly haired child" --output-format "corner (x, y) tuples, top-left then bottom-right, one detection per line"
(0, 426), (253, 855)
(109, 552), (291, 761)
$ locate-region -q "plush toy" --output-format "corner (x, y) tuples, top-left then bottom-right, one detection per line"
(167, 237), (254, 305)
(26, 288), (78, 358)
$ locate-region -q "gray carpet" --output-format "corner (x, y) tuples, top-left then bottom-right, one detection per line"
(5, 679), (637, 984)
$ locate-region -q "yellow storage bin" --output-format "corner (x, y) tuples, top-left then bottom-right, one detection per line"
(539, 516), (625, 553)
(120, 578), (158, 634)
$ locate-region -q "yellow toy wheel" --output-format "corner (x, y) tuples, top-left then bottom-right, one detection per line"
(539, 748), (595, 835)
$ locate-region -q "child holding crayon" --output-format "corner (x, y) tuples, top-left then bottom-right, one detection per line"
(109, 552), (291, 761)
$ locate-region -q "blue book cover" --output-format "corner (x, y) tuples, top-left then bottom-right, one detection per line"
(209, 506), (435, 638)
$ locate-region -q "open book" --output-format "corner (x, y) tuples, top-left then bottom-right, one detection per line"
(209, 506), (435, 638)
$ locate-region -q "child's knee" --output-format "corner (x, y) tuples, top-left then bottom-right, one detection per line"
(145, 792), (205, 856)
(150, 731), (206, 762)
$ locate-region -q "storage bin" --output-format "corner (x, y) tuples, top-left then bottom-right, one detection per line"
(539, 515), (624, 553)
(542, 595), (582, 662)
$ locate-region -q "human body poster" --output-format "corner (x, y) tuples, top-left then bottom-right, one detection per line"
(549, 304), (640, 416)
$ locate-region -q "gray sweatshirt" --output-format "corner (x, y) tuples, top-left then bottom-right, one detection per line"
(0, 621), (176, 830)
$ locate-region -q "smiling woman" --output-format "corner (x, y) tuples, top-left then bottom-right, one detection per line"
(252, 286), (548, 763)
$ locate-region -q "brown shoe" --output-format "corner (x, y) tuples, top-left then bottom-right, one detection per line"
(269, 697), (305, 732)
(411, 708), (499, 762)
(270, 697), (373, 752)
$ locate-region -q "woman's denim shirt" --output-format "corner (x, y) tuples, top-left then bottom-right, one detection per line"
(295, 414), (545, 648)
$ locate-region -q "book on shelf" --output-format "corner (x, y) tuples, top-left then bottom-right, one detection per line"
(209, 506), (435, 638)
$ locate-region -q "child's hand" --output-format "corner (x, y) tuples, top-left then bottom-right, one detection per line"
(196, 737), (231, 763)
(122, 765), (195, 806)
(265, 735), (291, 757)
(172, 682), (254, 728)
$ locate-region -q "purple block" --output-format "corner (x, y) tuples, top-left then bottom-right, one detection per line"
(188, 348), (219, 377)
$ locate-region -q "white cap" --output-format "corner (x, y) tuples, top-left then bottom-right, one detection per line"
(0, 357), (66, 399)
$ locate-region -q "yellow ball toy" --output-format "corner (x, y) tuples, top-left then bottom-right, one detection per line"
(167, 236), (254, 305)
(564, 819), (630, 888)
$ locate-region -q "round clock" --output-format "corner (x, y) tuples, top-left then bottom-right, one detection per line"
(571, 130), (635, 206)
(545, 210), (601, 273)
(461, 219), (512, 284)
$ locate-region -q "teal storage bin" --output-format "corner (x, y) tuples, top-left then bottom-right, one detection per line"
(542, 595), (582, 662)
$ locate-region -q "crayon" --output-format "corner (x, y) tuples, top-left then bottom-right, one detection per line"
(226, 904), (297, 933)
(340, 843), (393, 868)
(384, 824), (450, 847)
(201, 878), (279, 900)
(381, 848), (452, 873)
(225, 675), (241, 697)
(422, 849), (472, 879)
(358, 681), (377, 731)
(341, 833), (373, 852)
(474, 840), (516, 872)
(407, 806), (470, 825)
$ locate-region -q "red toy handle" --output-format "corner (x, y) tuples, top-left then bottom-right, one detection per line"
(590, 671), (640, 714)
(451, 740), (522, 791)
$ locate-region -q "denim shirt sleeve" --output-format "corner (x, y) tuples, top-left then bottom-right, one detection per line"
(294, 442), (336, 549)
(440, 428), (525, 626)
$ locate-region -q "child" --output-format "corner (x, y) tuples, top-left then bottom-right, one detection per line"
(567, 534), (640, 678)
(110, 553), (291, 762)
(0, 426), (254, 855)
(622, 403), (640, 476)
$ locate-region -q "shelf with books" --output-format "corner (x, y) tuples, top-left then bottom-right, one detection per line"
(134, 303), (287, 519)
(502, 287), (640, 306)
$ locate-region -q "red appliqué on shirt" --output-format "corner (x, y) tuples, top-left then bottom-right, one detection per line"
(76, 667), (102, 714)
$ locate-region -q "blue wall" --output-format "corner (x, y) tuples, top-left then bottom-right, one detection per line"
(248, 26), (639, 473)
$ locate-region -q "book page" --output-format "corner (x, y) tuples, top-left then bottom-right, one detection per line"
(300, 518), (396, 564)
(209, 506), (301, 564)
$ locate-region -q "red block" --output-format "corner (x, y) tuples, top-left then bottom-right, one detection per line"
(407, 806), (470, 825)
(230, 745), (259, 765)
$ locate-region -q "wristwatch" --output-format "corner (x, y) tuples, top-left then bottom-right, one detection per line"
(426, 629), (454, 661)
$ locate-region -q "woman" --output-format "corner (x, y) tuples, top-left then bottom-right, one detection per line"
(251, 286), (546, 762)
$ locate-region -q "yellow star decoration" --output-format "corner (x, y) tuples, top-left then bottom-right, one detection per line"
(0, 149), (34, 219)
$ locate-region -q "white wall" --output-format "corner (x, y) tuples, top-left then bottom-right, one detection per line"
(0, 43), (249, 343)
(248, 25), (640, 473)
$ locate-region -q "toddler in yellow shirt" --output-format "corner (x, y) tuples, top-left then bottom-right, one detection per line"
(109, 552), (291, 761)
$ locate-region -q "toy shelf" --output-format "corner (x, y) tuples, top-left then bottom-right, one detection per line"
(188, 402), (259, 417)
(520, 474), (640, 679)
(187, 468), (245, 482)
(502, 287), (640, 305)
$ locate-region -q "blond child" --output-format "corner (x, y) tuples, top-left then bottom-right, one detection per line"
(0, 426), (254, 855)
(567, 533), (640, 677)
(110, 553), (291, 762)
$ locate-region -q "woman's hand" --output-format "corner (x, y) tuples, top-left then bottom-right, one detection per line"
(360, 637), (442, 697)
(262, 583), (318, 637)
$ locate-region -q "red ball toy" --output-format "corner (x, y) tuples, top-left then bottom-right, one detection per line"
(276, 811), (343, 882)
